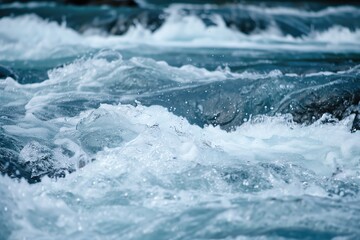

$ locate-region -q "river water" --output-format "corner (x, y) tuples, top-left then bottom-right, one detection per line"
(0, 1), (360, 239)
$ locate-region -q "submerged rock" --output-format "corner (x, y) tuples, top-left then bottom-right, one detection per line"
(275, 81), (360, 131)
(108, 9), (165, 35)
(63, 0), (137, 7)
(0, 135), (78, 183)
(135, 72), (360, 131)
(0, 65), (17, 80)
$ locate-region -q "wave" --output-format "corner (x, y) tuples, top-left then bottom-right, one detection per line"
(1, 102), (360, 238)
(1, 51), (358, 125)
(0, 51), (286, 121)
(308, 25), (360, 43)
(4, 51), (356, 116)
(0, 51), (359, 182)
(0, 2), (58, 9)
(0, 14), (87, 60)
(1, 12), (360, 60)
(186, 4), (360, 18)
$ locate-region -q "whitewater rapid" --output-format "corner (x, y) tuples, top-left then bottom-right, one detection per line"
(1, 2), (360, 239)
(1, 51), (360, 239)
(1, 4), (360, 61)
(1, 102), (360, 239)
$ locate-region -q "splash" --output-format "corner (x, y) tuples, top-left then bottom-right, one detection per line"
(1, 103), (360, 239)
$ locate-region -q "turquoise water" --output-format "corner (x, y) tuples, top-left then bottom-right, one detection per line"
(0, 1), (360, 239)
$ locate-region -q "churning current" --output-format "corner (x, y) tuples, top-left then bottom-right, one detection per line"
(0, 0), (360, 239)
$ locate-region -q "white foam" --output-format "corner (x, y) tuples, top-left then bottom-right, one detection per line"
(1, 11), (360, 60)
(16, 51), (275, 89)
(1, 103), (360, 238)
(0, 2), (57, 9)
(0, 14), (86, 60)
(0, 51), (354, 122)
(307, 26), (360, 44)
(167, 4), (360, 18)
(245, 5), (360, 18)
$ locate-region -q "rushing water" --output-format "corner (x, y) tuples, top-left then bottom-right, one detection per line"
(0, 1), (360, 239)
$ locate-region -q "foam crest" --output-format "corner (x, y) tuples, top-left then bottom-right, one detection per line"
(246, 5), (360, 17)
(308, 26), (360, 44)
(19, 103), (360, 182)
(0, 51), (354, 125)
(168, 4), (360, 18)
(0, 15), (87, 60)
(0, 2), (57, 9)
(25, 51), (271, 90)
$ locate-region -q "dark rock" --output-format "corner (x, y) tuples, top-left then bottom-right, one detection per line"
(0, 65), (17, 80)
(0, 133), (76, 183)
(133, 73), (360, 132)
(222, 13), (268, 35)
(108, 9), (165, 35)
(131, 78), (282, 130)
(345, 105), (360, 132)
(352, 113), (360, 132)
(63, 0), (138, 7)
(276, 83), (360, 127)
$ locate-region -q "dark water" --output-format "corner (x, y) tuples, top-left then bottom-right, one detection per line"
(0, 1), (360, 239)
